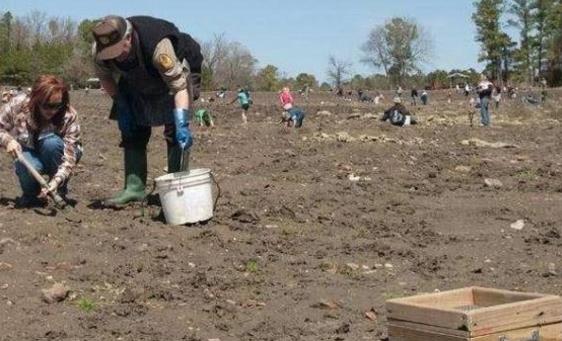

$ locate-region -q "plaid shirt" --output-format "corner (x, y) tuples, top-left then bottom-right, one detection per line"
(0, 94), (82, 188)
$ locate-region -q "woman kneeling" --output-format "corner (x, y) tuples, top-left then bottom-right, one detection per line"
(0, 75), (82, 207)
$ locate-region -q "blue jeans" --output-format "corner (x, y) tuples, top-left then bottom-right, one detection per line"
(480, 96), (490, 126)
(14, 134), (82, 198)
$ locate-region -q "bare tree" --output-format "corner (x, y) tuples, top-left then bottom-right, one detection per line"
(200, 34), (257, 89)
(218, 41), (257, 88)
(47, 17), (76, 43)
(24, 10), (47, 45)
(201, 33), (227, 83)
(327, 55), (352, 89)
(10, 18), (31, 50)
(361, 27), (391, 75)
(361, 17), (433, 84)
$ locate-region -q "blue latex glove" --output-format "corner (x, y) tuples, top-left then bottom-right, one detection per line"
(173, 108), (193, 149)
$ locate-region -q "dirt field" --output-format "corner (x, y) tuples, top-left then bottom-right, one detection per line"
(0, 89), (561, 341)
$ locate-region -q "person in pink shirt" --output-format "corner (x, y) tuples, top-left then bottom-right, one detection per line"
(279, 86), (294, 110)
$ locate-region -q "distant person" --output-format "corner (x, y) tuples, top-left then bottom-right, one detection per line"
(374, 92), (384, 105)
(493, 85), (502, 109)
(381, 97), (417, 127)
(281, 107), (306, 129)
(464, 83), (471, 97)
(420, 90), (429, 105)
(410, 88), (418, 106)
(396, 85), (403, 98)
(279, 86), (294, 110)
(468, 96), (480, 127)
(0, 75), (82, 207)
(540, 78), (547, 102)
(301, 85), (310, 99)
(230, 88), (251, 124)
(477, 74), (493, 126)
(194, 108), (214, 128)
(447, 90), (452, 104)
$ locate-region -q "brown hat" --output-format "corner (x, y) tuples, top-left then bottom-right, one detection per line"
(92, 15), (130, 60)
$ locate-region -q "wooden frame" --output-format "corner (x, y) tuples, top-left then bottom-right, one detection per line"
(386, 287), (562, 340)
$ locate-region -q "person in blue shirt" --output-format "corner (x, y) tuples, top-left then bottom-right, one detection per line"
(281, 107), (306, 129)
(230, 88), (252, 124)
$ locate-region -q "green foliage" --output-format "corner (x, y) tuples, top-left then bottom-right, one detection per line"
(246, 259), (259, 273)
(77, 297), (95, 312)
(362, 17), (432, 85)
(255, 64), (279, 91)
(295, 73), (318, 90)
(472, 0), (512, 83)
(0, 11), (95, 86)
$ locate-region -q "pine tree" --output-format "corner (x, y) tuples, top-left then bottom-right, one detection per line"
(473, 0), (511, 83)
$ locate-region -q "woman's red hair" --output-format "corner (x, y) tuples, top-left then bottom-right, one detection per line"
(27, 75), (69, 130)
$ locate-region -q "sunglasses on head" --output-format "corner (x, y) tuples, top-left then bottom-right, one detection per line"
(41, 101), (64, 111)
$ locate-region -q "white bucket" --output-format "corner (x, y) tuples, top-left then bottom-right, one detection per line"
(155, 168), (217, 225)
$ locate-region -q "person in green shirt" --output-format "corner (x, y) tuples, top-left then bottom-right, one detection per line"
(194, 108), (214, 128)
(230, 88), (252, 124)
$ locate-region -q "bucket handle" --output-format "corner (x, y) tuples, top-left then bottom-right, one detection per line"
(210, 172), (221, 213)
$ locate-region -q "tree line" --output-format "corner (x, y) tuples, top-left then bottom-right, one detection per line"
(472, 0), (562, 86)
(1, 7), (561, 91)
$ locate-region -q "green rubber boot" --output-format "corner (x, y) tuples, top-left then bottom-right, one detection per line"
(167, 144), (190, 173)
(105, 148), (147, 206)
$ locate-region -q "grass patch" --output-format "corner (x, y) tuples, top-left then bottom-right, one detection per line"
(246, 259), (259, 273)
(77, 297), (95, 312)
(514, 169), (537, 180)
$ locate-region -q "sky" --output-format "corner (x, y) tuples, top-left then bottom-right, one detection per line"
(1, 0), (485, 82)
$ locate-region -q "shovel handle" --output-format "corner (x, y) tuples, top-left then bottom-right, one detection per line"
(16, 151), (66, 209)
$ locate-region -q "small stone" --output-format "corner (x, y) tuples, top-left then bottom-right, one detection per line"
(374, 263), (383, 269)
(336, 132), (356, 143)
(1, 284), (8, 290)
(348, 174), (361, 182)
(6, 300), (13, 306)
(510, 220), (525, 231)
(365, 310), (377, 321)
(346, 263), (359, 270)
(0, 262), (13, 271)
(361, 265), (370, 270)
(41, 283), (69, 304)
(317, 110), (332, 117)
(226, 299), (236, 306)
(384, 263), (394, 269)
(484, 178), (503, 188)
(454, 165), (472, 173)
(188, 262), (196, 268)
(311, 299), (340, 310)
(548, 263), (557, 276)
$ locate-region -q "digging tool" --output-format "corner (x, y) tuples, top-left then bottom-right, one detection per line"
(15, 150), (66, 209)
(180, 148), (190, 172)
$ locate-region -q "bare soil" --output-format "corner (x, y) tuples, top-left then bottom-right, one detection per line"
(0, 89), (561, 341)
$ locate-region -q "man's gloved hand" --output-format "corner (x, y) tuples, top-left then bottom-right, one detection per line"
(173, 108), (193, 149)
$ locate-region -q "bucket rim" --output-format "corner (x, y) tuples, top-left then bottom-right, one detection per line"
(155, 168), (211, 183)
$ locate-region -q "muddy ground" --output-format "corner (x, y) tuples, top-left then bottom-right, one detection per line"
(0, 89), (561, 341)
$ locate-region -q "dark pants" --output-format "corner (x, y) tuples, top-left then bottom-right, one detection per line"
(120, 123), (177, 149)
